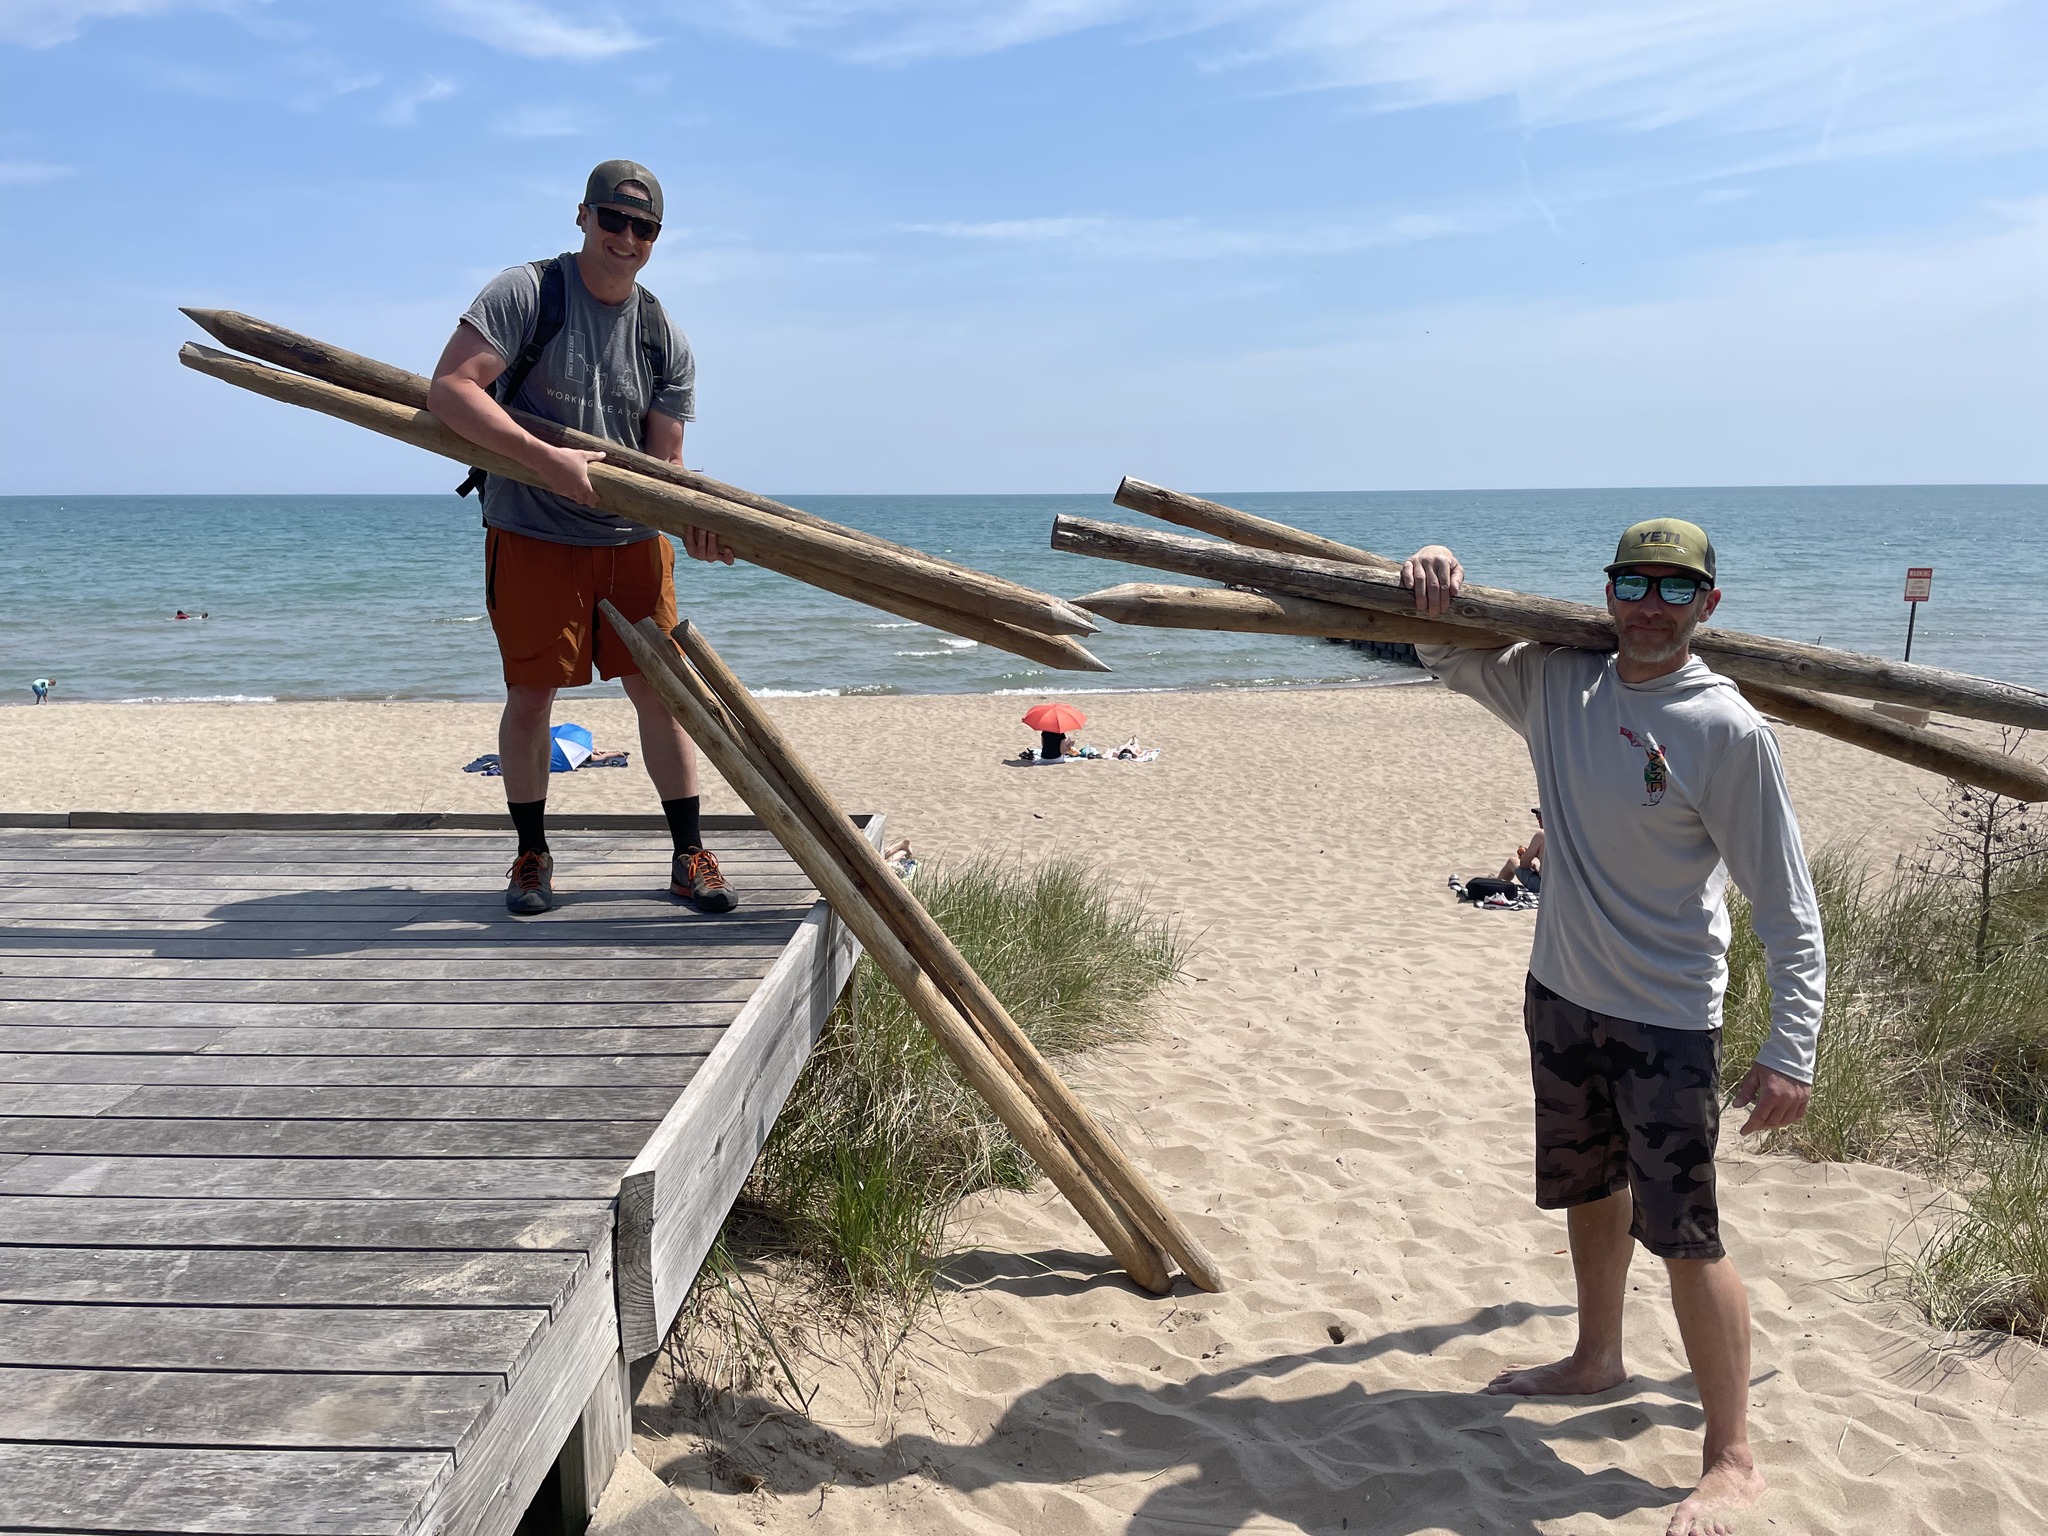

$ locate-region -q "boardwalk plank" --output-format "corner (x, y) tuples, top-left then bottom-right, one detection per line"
(0, 1443), (446, 1534)
(1, 1026), (733, 1056)
(0, 1302), (544, 1373)
(0, 1247), (587, 1307)
(0, 1195), (614, 1252)
(0, 1000), (764, 1030)
(0, 1053), (708, 1086)
(0, 957), (785, 981)
(0, 1083), (138, 1115)
(0, 1117), (657, 1160)
(0, 978), (775, 1003)
(0, 1367), (499, 1451)
(14, 1084), (679, 1120)
(0, 1155), (630, 1201)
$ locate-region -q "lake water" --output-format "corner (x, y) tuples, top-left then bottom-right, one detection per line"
(4, 487), (2043, 702)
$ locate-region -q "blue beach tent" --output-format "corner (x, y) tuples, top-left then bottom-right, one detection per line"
(548, 723), (594, 772)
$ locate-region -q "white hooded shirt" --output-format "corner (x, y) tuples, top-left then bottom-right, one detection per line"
(1417, 641), (1826, 1083)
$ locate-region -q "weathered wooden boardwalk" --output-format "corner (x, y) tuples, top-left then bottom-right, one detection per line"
(0, 811), (872, 1536)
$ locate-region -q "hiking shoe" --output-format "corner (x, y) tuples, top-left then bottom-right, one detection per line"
(505, 850), (555, 916)
(672, 847), (738, 912)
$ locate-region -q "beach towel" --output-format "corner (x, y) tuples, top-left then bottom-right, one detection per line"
(1448, 874), (1538, 911)
(461, 730), (630, 778)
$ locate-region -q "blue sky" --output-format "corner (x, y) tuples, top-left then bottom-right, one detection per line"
(5, 0), (2045, 494)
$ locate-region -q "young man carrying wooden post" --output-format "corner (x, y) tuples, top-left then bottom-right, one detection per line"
(428, 160), (739, 916)
(1402, 520), (1824, 1536)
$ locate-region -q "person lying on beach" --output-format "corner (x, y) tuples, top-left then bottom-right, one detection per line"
(1403, 518), (1823, 1536)
(427, 158), (738, 920)
(1497, 806), (1544, 892)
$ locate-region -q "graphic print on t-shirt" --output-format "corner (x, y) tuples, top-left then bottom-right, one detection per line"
(1617, 725), (1670, 806)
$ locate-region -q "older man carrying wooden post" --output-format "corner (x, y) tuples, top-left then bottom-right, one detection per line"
(427, 158), (738, 917)
(1403, 519), (1824, 1536)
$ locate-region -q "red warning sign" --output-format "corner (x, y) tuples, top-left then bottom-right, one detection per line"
(1904, 568), (1933, 603)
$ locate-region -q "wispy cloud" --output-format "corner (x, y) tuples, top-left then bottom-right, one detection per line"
(377, 75), (458, 127)
(0, 159), (77, 183)
(0, 0), (236, 48)
(680, 1), (2047, 161)
(495, 102), (587, 137)
(684, 0), (1167, 62)
(430, 0), (649, 60)
(904, 208), (1491, 260)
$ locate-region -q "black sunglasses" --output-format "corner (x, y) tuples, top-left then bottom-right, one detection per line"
(1611, 571), (1709, 605)
(593, 206), (660, 241)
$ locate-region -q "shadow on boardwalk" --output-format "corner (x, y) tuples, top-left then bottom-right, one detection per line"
(643, 1286), (1692, 1534)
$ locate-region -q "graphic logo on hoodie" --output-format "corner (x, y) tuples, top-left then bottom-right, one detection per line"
(1617, 725), (1669, 806)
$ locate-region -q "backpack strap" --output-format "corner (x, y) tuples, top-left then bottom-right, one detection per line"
(457, 257), (568, 498)
(636, 285), (672, 397)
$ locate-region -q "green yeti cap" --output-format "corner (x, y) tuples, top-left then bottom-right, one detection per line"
(1606, 517), (1716, 583)
(584, 159), (662, 223)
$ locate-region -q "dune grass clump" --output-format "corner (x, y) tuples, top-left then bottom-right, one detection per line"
(695, 854), (1187, 1321)
(1723, 777), (2048, 1339)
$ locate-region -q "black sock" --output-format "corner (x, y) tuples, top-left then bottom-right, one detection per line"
(662, 796), (702, 855)
(509, 799), (548, 856)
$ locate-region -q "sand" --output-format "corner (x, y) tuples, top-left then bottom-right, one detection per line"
(11, 683), (2048, 1534)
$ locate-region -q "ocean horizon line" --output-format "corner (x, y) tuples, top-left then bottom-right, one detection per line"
(8, 480), (2048, 501)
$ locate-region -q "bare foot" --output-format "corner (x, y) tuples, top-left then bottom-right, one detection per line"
(1482, 1354), (1628, 1396)
(1665, 1448), (1766, 1535)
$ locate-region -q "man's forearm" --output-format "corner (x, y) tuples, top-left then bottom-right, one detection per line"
(427, 377), (558, 477)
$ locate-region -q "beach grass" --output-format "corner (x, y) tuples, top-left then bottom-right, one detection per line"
(1724, 788), (2048, 1339)
(658, 853), (1188, 1404)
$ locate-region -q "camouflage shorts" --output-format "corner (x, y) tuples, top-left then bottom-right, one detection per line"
(1522, 972), (1724, 1260)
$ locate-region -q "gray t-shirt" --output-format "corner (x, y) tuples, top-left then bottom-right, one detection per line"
(459, 253), (696, 547)
(1417, 641), (1827, 1083)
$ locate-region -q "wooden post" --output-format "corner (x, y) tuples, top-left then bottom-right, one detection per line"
(1049, 514), (2048, 730)
(178, 342), (1095, 643)
(768, 550), (1107, 673)
(596, 603), (1175, 1296)
(1075, 582), (2048, 802)
(665, 619), (1223, 1292)
(180, 307), (1098, 638)
(1114, 477), (1401, 572)
(1074, 582), (1497, 647)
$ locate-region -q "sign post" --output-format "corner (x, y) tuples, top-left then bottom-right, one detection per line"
(1903, 567), (1933, 662)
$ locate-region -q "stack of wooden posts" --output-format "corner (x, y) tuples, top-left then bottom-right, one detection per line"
(1054, 478), (2048, 803)
(175, 311), (1107, 673)
(600, 609), (1223, 1297)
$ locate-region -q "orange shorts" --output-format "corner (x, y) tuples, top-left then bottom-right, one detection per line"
(484, 528), (679, 689)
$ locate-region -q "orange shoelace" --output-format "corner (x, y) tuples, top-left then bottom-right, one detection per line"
(682, 849), (726, 891)
(507, 851), (548, 889)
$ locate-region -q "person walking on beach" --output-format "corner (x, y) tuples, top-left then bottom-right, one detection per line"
(428, 159), (738, 917)
(1402, 520), (1824, 1536)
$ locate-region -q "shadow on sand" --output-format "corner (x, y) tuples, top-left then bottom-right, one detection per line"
(644, 1292), (1697, 1534)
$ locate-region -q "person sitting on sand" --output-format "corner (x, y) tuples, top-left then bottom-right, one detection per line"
(1497, 806), (1544, 893)
(1403, 518), (1823, 1536)
(427, 158), (738, 919)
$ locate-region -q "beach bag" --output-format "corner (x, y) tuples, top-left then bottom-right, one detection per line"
(549, 723), (594, 772)
(1457, 877), (1521, 904)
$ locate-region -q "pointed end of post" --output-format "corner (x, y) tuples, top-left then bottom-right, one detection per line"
(1048, 598), (1099, 636)
(180, 307), (230, 343)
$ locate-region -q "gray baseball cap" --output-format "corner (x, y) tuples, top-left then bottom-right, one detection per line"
(583, 159), (662, 223)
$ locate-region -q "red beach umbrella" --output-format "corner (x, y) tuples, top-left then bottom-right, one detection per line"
(1022, 701), (1087, 734)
